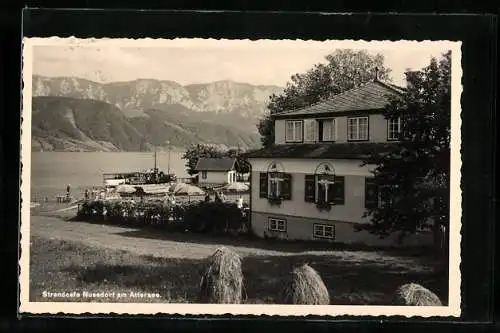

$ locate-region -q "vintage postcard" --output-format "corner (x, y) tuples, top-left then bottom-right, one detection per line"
(19, 37), (462, 317)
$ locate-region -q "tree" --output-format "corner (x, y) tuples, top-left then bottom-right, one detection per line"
(182, 144), (224, 175)
(182, 144), (251, 176)
(356, 51), (451, 253)
(227, 148), (251, 174)
(257, 49), (392, 147)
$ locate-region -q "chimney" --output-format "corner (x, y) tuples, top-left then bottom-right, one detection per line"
(374, 67), (379, 82)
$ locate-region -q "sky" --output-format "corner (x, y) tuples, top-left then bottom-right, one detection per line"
(32, 39), (451, 87)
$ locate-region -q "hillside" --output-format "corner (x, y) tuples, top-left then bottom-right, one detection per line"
(31, 97), (263, 152)
(31, 75), (283, 152)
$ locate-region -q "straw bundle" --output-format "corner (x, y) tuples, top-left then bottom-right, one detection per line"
(392, 283), (442, 306)
(278, 264), (330, 305)
(199, 247), (243, 304)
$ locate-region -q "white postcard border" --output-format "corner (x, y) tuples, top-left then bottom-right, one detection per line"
(19, 37), (463, 317)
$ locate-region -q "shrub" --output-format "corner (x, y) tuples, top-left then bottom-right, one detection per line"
(183, 201), (245, 234)
(278, 264), (330, 305)
(392, 283), (442, 306)
(75, 199), (247, 236)
(199, 247), (244, 304)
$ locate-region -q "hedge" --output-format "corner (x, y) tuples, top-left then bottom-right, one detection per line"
(75, 200), (249, 235)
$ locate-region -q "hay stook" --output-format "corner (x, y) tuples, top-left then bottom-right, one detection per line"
(392, 283), (442, 306)
(199, 246), (244, 304)
(278, 263), (330, 305)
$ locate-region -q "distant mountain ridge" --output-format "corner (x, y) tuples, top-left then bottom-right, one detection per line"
(31, 75), (283, 152)
(32, 75), (282, 118)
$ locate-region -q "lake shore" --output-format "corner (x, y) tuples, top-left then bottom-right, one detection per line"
(30, 151), (189, 201)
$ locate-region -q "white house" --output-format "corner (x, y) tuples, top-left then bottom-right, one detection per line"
(245, 73), (433, 247)
(195, 157), (238, 187)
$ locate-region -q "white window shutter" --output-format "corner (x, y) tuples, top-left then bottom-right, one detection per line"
(312, 120), (317, 141)
(304, 119), (316, 142)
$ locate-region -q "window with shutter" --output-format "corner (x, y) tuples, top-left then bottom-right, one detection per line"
(315, 175), (340, 204)
(365, 177), (378, 209)
(281, 173), (292, 200)
(285, 120), (303, 142)
(332, 176), (345, 205)
(304, 175), (316, 202)
(259, 173), (268, 198)
(317, 118), (336, 142)
(321, 119), (336, 142)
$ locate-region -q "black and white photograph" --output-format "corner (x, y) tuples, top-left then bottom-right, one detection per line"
(19, 37), (462, 317)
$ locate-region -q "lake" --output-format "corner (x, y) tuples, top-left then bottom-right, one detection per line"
(30, 151), (188, 201)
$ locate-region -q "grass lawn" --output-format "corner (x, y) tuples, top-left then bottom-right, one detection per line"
(29, 235), (448, 305)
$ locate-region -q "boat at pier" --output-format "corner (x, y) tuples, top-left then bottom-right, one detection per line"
(102, 149), (176, 196)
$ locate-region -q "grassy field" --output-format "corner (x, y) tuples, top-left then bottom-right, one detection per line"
(29, 234), (448, 305)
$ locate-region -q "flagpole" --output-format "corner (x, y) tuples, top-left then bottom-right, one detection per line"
(154, 147), (157, 171)
(167, 140), (171, 175)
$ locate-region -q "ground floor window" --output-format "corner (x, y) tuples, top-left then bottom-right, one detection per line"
(313, 224), (335, 239)
(304, 173), (345, 205)
(259, 161), (292, 201)
(268, 218), (287, 232)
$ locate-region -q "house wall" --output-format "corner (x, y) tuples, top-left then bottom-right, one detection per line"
(198, 171), (229, 184)
(250, 211), (433, 247)
(250, 171), (370, 224)
(274, 114), (391, 144)
(247, 158), (433, 246)
(250, 158), (376, 223)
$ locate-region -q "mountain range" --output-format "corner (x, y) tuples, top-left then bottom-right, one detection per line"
(31, 75), (283, 152)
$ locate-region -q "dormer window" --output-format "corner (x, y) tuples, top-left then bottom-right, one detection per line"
(348, 116), (369, 141)
(285, 120), (303, 143)
(387, 117), (401, 141)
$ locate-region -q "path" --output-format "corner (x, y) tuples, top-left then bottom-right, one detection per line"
(29, 215), (432, 273)
(30, 215), (299, 259)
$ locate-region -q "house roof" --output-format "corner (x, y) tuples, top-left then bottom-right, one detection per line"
(274, 80), (405, 119)
(195, 157), (236, 171)
(243, 143), (399, 160)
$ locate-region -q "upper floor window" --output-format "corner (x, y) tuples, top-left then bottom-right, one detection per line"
(285, 120), (303, 142)
(348, 116), (369, 141)
(387, 117), (401, 141)
(318, 118), (337, 142)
